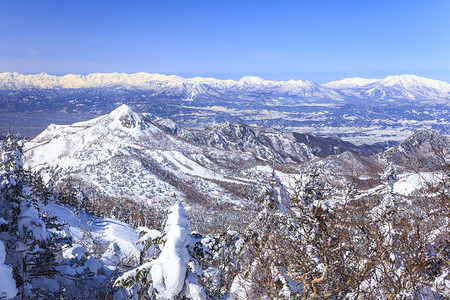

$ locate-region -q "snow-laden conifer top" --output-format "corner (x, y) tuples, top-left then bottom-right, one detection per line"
(151, 201), (193, 298)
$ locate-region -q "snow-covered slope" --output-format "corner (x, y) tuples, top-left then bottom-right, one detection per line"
(323, 77), (379, 89)
(23, 104), (388, 218)
(46, 201), (141, 263)
(0, 241), (16, 298)
(379, 129), (450, 171)
(24, 105), (277, 211)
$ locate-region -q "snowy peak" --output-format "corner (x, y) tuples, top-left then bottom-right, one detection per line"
(323, 77), (379, 89)
(323, 74), (450, 101)
(25, 104), (164, 169)
(397, 129), (446, 152)
(106, 104), (155, 131)
(0, 72), (187, 89)
(380, 74), (426, 86)
(324, 74), (450, 89)
(1, 72), (449, 102)
(368, 75), (450, 100)
(238, 76), (267, 86)
(282, 79), (317, 89)
(378, 74), (450, 92)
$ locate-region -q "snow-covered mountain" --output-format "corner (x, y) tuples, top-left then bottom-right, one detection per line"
(23, 105), (396, 219)
(152, 117), (391, 162)
(160, 121), (314, 163)
(323, 77), (379, 89)
(0, 72), (334, 100)
(380, 129), (450, 171)
(2, 72), (449, 143)
(26, 105), (325, 216)
(1, 72), (448, 102)
(324, 74), (450, 101)
(24, 105), (261, 211)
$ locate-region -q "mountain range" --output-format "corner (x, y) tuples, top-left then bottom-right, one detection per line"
(1, 72), (450, 102)
(1, 72), (449, 145)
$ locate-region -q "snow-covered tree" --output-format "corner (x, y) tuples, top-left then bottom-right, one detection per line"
(277, 170), (337, 298)
(76, 189), (89, 213)
(228, 171), (305, 299)
(382, 162), (397, 193)
(0, 133), (71, 298)
(115, 200), (206, 299)
(228, 170), (379, 299)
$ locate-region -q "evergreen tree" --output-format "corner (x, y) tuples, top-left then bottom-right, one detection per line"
(115, 200), (206, 299)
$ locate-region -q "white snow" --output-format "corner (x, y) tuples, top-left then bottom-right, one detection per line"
(150, 201), (194, 299)
(393, 172), (438, 195)
(115, 201), (205, 299)
(0, 241), (17, 299)
(2, 72), (448, 103)
(155, 150), (252, 184)
(18, 201), (49, 241)
(83, 257), (103, 276)
(323, 77), (379, 89)
(45, 202), (140, 263)
(63, 245), (87, 260)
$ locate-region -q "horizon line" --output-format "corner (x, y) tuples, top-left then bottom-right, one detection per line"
(1, 71), (449, 85)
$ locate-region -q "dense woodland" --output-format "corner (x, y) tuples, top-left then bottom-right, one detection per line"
(1, 133), (449, 299)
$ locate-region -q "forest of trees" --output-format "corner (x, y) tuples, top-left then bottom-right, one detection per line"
(1, 133), (449, 299)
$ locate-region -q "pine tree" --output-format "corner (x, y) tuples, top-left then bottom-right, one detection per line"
(115, 200), (206, 299)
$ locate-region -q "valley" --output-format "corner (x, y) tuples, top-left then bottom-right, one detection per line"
(1, 72), (449, 144)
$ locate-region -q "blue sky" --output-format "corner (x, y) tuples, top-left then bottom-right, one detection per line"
(0, 0), (449, 83)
